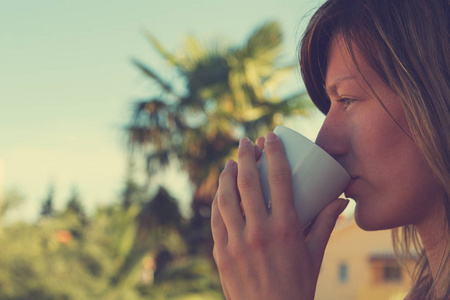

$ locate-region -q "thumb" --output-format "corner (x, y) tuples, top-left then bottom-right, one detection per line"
(306, 198), (349, 268)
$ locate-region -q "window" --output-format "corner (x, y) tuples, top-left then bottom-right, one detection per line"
(339, 263), (348, 283)
(383, 264), (402, 282)
(370, 254), (407, 284)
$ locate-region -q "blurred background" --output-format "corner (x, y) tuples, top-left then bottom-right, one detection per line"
(0, 0), (412, 299)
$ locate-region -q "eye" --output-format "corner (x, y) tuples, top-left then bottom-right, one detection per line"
(336, 97), (355, 110)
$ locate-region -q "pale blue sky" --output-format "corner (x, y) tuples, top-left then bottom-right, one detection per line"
(1, 0), (327, 221)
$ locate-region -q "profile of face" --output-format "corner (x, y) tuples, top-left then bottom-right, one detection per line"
(315, 35), (443, 231)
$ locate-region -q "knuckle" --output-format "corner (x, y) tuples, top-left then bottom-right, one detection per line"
(213, 246), (218, 261)
(210, 213), (222, 231)
(237, 144), (254, 158)
(219, 167), (233, 182)
(269, 168), (291, 186)
(217, 190), (235, 209)
(246, 226), (268, 250)
(238, 172), (256, 191)
(227, 242), (245, 259)
(273, 220), (298, 242)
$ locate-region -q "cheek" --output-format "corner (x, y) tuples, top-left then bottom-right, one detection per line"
(353, 123), (440, 228)
(351, 114), (400, 172)
(354, 119), (418, 192)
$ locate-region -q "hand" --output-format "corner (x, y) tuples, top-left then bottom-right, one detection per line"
(211, 132), (348, 300)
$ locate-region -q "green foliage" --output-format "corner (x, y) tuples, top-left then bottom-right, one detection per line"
(65, 187), (85, 216)
(122, 178), (145, 208)
(137, 187), (183, 231)
(40, 185), (56, 218)
(0, 216), (112, 299)
(0, 184), (223, 300)
(138, 257), (224, 300)
(121, 160), (148, 209)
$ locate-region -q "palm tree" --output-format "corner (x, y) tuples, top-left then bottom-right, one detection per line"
(127, 20), (310, 250)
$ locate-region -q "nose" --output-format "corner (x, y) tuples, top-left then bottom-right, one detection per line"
(315, 112), (349, 160)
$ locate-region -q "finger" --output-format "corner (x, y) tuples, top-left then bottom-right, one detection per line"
(211, 193), (228, 247)
(264, 132), (296, 220)
(237, 137), (268, 224)
(306, 199), (349, 268)
(256, 136), (265, 155)
(217, 159), (245, 235)
(254, 144), (262, 161)
(255, 136), (265, 166)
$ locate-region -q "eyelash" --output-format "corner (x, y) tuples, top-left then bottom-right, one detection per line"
(336, 97), (354, 109)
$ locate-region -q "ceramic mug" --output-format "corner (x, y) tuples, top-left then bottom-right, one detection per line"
(257, 125), (351, 228)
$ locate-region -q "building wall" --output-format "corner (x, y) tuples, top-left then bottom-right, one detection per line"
(315, 217), (412, 300)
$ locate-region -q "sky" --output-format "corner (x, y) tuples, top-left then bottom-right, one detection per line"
(1, 0), (332, 222)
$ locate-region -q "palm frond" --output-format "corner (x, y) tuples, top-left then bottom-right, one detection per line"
(180, 35), (205, 71)
(143, 30), (181, 68)
(244, 21), (283, 63)
(262, 64), (297, 91)
(132, 59), (175, 95)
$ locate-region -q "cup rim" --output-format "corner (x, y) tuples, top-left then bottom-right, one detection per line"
(273, 125), (350, 179)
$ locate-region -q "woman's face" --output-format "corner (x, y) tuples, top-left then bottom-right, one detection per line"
(315, 36), (442, 231)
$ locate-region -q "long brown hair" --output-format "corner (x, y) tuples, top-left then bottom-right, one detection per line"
(299, 0), (450, 298)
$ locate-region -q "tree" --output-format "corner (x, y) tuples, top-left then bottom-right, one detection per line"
(121, 160), (147, 209)
(136, 186), (183, 236)
(122, 178), (143, 209)
(64, 186), (87, 227)
(40, 184), (55, 218)
(127, 21), (311, 252)
(65, 187), (84, 215)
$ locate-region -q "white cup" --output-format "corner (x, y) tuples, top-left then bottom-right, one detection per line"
(257, 125), (351, 228)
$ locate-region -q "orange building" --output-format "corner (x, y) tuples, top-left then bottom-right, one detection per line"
(315, 217), (414, 300)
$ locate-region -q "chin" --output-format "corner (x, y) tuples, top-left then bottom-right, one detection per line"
(353, 204), (398, 231)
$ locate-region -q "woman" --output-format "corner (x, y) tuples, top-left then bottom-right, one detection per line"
(211, 0), (449, 299)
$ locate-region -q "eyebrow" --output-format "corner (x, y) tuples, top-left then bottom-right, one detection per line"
(325, 76), (356, 97)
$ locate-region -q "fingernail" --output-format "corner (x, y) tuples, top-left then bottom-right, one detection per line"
(239, 137), (251, 147)
(225, 159), (236, 168)
(265, 132), (277, 143)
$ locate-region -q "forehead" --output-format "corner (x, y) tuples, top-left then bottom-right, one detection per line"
(325, 35), (380, 96)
